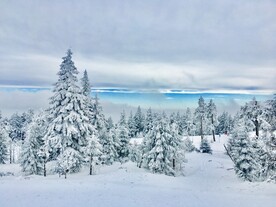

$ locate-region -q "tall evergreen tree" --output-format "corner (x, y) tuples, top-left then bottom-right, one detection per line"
(84, 132), (102, 175)
(144, 114), (185, 176)
(81, 69), (91, 97)
(91, 94), (107, 132)
(133, 106), (145, 137)
(229, 118), (259, 182)
(20, 112), (47, 175)
(45, 49), (93, 174)
(143, 107), (154, 135)
(241, 97), (270, 138)
(128, 111), (136, 138)
(101, 128), (118, 165)
(207, 99), (218, 142)
(0, 126), (8, 164)
(184, 107), (195, 137)
(194, 96), (208, 139)
(116, 111), (130, 162)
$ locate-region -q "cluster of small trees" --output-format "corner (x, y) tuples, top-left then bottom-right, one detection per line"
(226, 97), (276, 182)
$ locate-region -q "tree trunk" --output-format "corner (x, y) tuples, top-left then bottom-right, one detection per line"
(9, 143), (12, 164)
(43, 160), (46, 177)
(172, 159), (175, 170)
(212, 114), (216, 142)
(89, 155), (93, 175)
(200, 116), (203, 140)
(12, 146), (15, 163)
(255, 119), (259, 138)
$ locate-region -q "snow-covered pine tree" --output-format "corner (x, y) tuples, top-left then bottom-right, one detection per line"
(91, 94), (107, 133)
(81, 69), (96, 128)
(230, 118), (259, 182)
(167, 122), (185, 175)
(143, 107), (153, 136)
(207, 99), (218, 142)
(216, 111), (232, 135)
(0, 126), (8, 164)
(100, 128), (118, 165)
(251, 139), (268, 181)
(106, 117), (114, 132)
(144, 113), (185, 176)
(133, 106), (145, 137)
(45, 49), (93, 174)
(145, 115), (168, 174)
(194, 96), (208, 139)
(9, 112), (25, 141)
(84, 132), (102, 175)
(266, 135), (276, 182)
(20, 112), (47, 175)
(184, 107), (195, 137)
(200, 138), (212, 154)
(183, 137), (195, 152)
(129, 141), (141, 164)
(116, 111), (130, 162)
(57, 147), (83, 179)
(265, 95), (276, 131)
(81, 69), (91, 97)
(128, 111), (136, 138)
(21, 109), (34, 140)
(241, 97), (270, 138)
(80, 69), (103, 174)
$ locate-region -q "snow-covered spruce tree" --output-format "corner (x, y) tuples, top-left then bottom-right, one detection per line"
(183, 137), (195, 152)
(241, 97), (270, 138)
(128, 111), (136, 138)
(168, 122), (186, 175)
(57, 147), (82, 179)
(100, 128), (118, 165)
(184, 107), (195, 137)
(143, 107), (153, 136)
(251, 139), (268, 181)
(266, 135), (276, 182)
(9, 112), (25, 141)
(116, 111), (130, 162)
(230, 118), (259, 182)
(207, 99), (218, 142)
(106, 116), (114, 132)
(45, 49), (93, 175)
(144, 113), (185, 176)
(81, 69), (91, 97)
(91, 94), (107, 132)
(0, 126), (8, 164)
(194, 96), (208, 139)
(80, 69), (103, 174)
(216, 111), (233, 135)
(129, 141), (141, 164)
(265, 95), (276, 131)
(20, 112), (47, 175)
(133, 106), (145, 137)
(145, 115), (168, 174)
(84, 132), (102, 175)
(200, 138), (212, 154)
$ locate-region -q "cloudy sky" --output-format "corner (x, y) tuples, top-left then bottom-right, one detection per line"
(0, 0), (275, 91)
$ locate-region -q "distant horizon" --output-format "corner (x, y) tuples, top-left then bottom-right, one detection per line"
(0, 85), (274, 121)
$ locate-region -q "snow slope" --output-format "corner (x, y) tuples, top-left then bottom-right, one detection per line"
(0, 135), (275, 207)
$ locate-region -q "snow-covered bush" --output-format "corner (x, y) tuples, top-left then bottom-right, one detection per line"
(200, 138), (212, 154)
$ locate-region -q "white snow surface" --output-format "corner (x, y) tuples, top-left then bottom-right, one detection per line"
(0, 135), (275, 207)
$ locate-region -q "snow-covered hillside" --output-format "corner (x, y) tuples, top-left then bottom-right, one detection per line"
(0, 135), (275, 207)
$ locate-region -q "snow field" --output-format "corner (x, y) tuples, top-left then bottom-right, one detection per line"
(0, 135), (275, 207)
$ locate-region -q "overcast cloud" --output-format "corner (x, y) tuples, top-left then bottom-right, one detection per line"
(0, 0), (275, 91)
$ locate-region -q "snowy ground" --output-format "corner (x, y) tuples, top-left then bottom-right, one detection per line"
(0, 135), (275, 207)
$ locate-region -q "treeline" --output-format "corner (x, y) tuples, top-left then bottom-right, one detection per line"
(0, 50), (275, 182)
